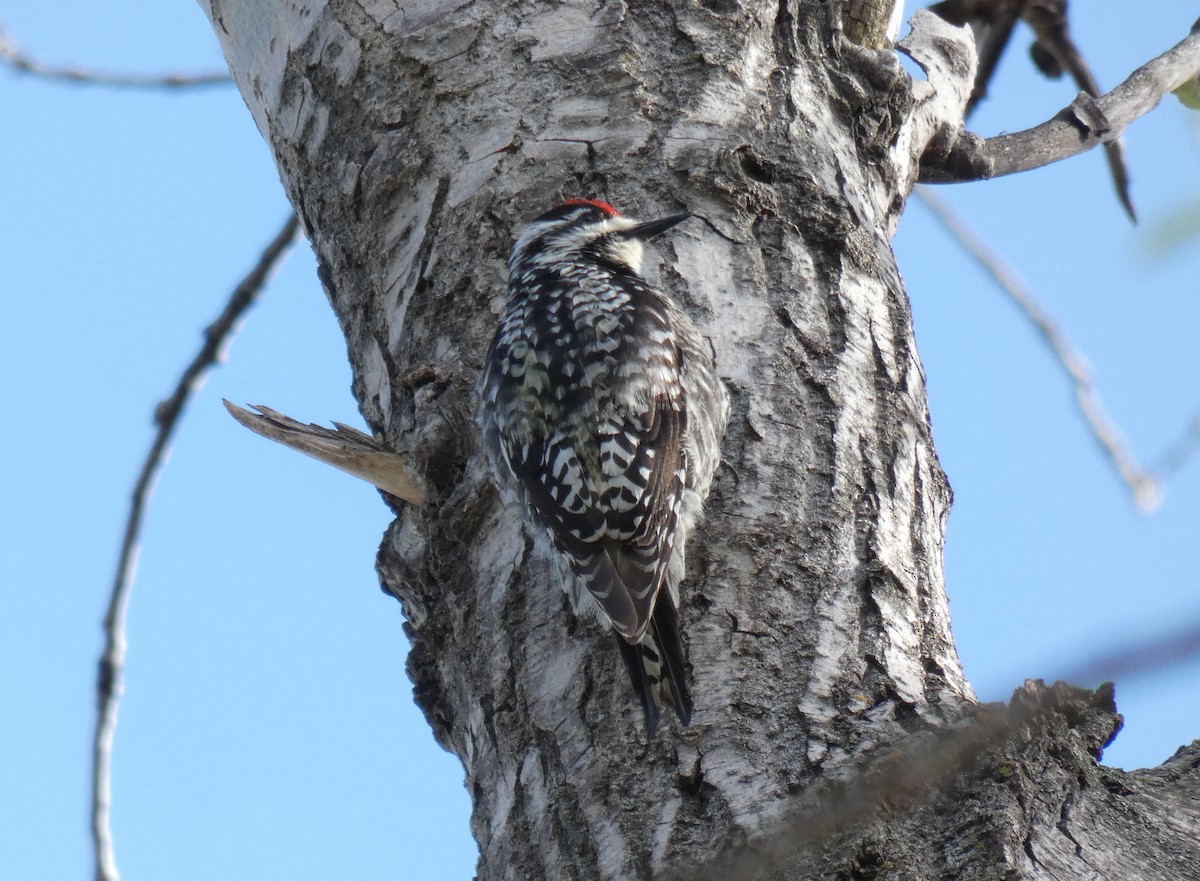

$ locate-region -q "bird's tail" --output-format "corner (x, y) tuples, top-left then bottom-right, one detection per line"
(615, 593), (693, 734)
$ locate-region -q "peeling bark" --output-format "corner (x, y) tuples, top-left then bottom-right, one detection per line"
(201, 1), (1199, 878)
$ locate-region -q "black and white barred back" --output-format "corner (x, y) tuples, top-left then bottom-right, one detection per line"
(478, 199), (729, 733)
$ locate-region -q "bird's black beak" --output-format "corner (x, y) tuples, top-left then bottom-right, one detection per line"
(622, 212), (691, 241)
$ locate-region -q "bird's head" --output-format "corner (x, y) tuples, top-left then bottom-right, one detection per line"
(509, 199), (690, 277)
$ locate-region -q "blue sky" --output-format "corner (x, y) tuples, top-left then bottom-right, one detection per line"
(2, 2), (1197, 879)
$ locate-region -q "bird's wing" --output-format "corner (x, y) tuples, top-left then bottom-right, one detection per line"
(597, 394), (685, 635)
(506, 392), (685, 642)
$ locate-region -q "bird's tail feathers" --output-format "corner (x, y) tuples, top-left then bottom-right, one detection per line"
(616, 593), (692, 734)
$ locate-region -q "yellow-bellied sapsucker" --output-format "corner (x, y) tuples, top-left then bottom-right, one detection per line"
(478, 199), (729, 733)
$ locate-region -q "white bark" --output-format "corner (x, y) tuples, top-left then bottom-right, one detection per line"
(201, 2), (1199, 879)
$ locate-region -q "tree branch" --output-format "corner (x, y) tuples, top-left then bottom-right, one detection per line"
(0, 21), (231, 89)
(223, 402), (424, 505)
(914, 188), (1160, 512)
(91, 215), (299, 881)
(673, 680), (1125, 881)
(681, 605), (1200, 881)
(919, 28), (1200, 185)
(1019, 0), (1136, 219)
(929, 0), (1137, 219)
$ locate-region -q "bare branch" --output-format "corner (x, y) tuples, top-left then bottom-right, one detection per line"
(930, 0), (1136, 218)
(919, 28), (1200, 185)
(91, 215), (300, 881)
(0, 21), (231, 89)
(223, 402), (424, 505)
(914, 188), (1160, 512)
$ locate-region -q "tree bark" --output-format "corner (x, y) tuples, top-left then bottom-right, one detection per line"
(201, 1), (1200, 878)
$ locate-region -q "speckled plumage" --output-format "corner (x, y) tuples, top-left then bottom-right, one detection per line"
(478, 200), (729, 733)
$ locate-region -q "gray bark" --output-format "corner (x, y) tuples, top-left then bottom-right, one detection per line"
(201, 1), (1200, 879)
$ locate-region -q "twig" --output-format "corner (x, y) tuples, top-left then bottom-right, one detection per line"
(914, 187), (1160, 512)
(918, 28), (1200, 184)
(0, 21), (231, 89)
(91, 215), (300, 881)
(1060, 614), (1200, 688)
(1150, 411), (1200, 482)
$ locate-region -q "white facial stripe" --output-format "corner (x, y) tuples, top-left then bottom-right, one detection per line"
(510, 213), (647, 274)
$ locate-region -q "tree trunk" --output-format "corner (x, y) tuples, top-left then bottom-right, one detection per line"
(200, 1), (1200, 878)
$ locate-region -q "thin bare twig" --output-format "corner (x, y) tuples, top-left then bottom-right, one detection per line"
(914, 187), (1160, 512)
(91, 215), (301, 881)
(0, 22), (231, 89)
(1060, 614), (1200, 688)
(1150, 411), (1200, 481)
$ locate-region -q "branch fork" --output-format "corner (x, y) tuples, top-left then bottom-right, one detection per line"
(915, 25), (1200, 186)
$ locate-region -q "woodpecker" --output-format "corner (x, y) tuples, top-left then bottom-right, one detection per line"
(478, 199), (729, 733)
